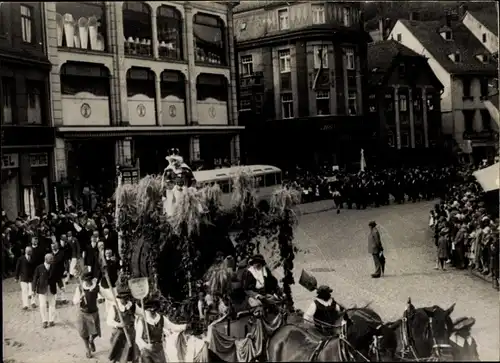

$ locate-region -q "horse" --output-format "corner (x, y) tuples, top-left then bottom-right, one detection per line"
(388, 301), (456, 361)
(267, 307), (399, 362)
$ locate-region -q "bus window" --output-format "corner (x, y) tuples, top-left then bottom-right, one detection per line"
(276, 172), (282, 185)
(219, 180), (231, 194)
(255, 175), (265, 188)
(265, 173), (276, 186)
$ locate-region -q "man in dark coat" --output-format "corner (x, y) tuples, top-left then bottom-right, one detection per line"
(368, 221), (385, 278)
(32, 253), (58, 328)
(84, 236), (100, 279)
(30, 236), (46, 267)
(15, 246), (37, 309)
(51, 241), (67, 303)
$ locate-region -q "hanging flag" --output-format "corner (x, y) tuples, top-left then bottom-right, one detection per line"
(312, 47), (324, 91)
(473, 162), (499, 192)
(360, 149), (366, 172)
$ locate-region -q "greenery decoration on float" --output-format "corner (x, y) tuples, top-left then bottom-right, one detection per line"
(115, 156), (301, 322)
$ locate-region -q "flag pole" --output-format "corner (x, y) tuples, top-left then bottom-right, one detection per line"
(115, 166), (123, 260)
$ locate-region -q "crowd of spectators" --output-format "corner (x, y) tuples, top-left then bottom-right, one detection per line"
(429, 165), (499, 289)
(1, 200), (120, 282)
(285, 165), (456, 209)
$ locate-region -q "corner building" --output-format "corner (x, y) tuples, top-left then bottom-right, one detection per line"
(43, 1), (241, 200)
(234, 1), (371, 170)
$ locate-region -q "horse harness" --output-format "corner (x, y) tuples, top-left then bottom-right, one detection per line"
(309, 318), (383, 362)
(397, 311), (452, 362)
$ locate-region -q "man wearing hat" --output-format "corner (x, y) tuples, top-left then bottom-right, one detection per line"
(303, 285), (342, 335)
(107, 285), (138, 363)
(242, 254), (282, 307)
(368, 221), (385, 278)
(135, 299), (167, 363)
(72, 271), (101, 358)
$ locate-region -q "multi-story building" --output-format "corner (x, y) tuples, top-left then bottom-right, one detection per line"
(1, 3), (55, 219)
(43, 1), (241, 199)
(234, 1), (371, 170)
(366, 40), (444, 166)
(462, 7), (499, 56)
(462, 7), (500, 130)
(388, 13), (498, 162)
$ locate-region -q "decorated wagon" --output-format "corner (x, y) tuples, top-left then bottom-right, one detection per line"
(114, 149), (302, 361)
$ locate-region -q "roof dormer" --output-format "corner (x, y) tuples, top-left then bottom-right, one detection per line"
(448, 52), (461, 63)
(476, 53), (489, 63)
(439, 27), (453, 41)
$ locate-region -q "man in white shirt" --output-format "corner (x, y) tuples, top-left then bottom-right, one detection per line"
(32, 253), (57, 328)
(303, 285), (342, 335)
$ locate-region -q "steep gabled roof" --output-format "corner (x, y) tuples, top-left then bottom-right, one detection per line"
(468, 10), (498, 36)
(399, 19), (497, 75)
(367, 40), (424, 85)
(368, 40), (422, 70)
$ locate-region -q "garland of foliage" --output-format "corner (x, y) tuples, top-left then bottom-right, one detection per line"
(115, 170), (301, 321)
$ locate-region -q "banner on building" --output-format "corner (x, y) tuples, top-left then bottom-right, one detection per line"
(473, 162), (499, 192)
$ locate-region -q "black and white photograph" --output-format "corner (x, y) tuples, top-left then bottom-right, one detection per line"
(1, 1), (499, 362)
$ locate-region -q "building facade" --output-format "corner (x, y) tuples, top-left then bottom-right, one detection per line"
(462, 8), (499, 56)
(367, 40), (444, 166)
(43, 1), (241, 201)
(388, 15), (498, 163)
(1, 2), (55, 219)
(234, 1), (371, 170)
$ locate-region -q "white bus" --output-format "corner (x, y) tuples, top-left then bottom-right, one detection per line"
(193, 165), (283, 208)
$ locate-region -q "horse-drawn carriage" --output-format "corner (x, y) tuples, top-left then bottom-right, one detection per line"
(114, 150), (480, 362)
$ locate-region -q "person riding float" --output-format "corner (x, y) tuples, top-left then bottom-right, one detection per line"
(242, 254), (283, 308)
(303, 285), (343, 335)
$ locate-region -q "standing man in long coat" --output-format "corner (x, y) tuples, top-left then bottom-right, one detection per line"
(368, 221), (385, 278)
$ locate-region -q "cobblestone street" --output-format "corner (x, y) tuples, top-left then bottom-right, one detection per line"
(3, 200), (499, 362)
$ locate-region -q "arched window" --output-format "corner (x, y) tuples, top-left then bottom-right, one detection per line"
(126, 68), (156, 125)
(60, 62), (111, 126)
(193, 13), (226, 65)
(161, 71), (185, 99)
(161, 71), (186, 125)
(157, 6), (182, 60)
(56, 2), (107, 51)
(61, 62), (110, 96)
(196, 74), (227, 102)
(123, 2), (152, 57)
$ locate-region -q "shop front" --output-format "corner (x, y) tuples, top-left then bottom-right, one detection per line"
(1, 126), (55, 219)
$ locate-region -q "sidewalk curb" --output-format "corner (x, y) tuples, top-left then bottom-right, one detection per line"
(469, 267), (499, 290)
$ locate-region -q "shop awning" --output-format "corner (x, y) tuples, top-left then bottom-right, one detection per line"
(473, 162), (499, 192)
(56, 126), (244, 139)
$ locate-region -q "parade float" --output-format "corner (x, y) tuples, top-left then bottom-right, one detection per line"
(114, 149), (301, 325)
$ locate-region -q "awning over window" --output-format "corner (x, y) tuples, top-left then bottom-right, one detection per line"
(473, 162), (499, 192)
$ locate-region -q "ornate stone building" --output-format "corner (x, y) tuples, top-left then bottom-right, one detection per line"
(43, 1), (241, 200)
(234, 1), (371, 170)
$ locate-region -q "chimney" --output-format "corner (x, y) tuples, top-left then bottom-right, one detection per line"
(409, 12), (419, 21)
(459, 4), (468, 17)
(445, 12), (452, 27)
(378, 18), (385, 40)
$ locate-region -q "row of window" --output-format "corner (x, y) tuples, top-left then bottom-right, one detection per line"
(0, 69), (230, 125)
(277, 4), (359, 30)
(387, 131), (424, 148)
(463, 109), (492, 132)
(462, 78), (491, 99)
(278, 90), (358, 119)
(369, 94), (435, 114)
(50, 2), (227, 65)
(200, 172), (282, 194)
(1, 78), (46, 125)
(240, 48), (356, 76)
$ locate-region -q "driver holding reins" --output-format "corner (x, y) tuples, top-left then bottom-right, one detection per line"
(304, 285), (343, 335)
(242, 254), (283, 307)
